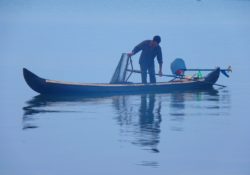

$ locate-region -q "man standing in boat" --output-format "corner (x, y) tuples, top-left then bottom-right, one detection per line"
(128, 35), (163, 84)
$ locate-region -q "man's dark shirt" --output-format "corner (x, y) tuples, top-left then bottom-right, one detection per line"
(132, 40), (163, 66)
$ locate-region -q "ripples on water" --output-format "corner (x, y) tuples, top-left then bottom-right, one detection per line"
(22, 89), (230, 167)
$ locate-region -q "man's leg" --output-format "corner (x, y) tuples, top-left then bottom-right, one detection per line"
(148, 64), (156, 83)
(140, 64), (147, 84)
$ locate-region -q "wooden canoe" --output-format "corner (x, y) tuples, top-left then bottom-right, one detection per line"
(23, 68), (220, 95)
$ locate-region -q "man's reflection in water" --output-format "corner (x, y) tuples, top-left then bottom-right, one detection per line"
(138, 94), (161, 153)
(113, 94), (162, 153)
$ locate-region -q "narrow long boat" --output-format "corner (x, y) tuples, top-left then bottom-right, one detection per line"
(23, 67), (220, 96)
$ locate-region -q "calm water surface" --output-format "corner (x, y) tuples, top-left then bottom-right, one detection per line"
(1, 0), (250, 175)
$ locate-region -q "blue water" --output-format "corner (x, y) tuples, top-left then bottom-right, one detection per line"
(1, 0), (250, 174)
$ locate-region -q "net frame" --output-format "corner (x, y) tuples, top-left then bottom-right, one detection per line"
(110, 53), (132, 84)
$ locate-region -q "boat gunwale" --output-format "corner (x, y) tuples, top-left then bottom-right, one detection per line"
(45, 79), (204, 87)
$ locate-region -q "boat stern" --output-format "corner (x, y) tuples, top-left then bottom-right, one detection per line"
(205, 67), (221, 85)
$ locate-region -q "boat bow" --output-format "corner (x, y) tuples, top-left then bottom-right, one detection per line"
(23, 68), (46, 94)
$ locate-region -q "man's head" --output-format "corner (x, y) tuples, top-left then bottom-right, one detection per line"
(151, 35), (161, 47)
(153, 35), (161, 44)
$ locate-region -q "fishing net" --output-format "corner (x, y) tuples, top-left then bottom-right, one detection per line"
(110, 53), (131, 84)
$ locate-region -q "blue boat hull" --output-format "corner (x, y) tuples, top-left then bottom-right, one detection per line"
(23, 68), (220, 95)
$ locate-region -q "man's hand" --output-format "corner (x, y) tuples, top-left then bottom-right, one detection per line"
(158, 70), (163, 77)
(127, 52), (134, 57)
(158, 64), (163, 77)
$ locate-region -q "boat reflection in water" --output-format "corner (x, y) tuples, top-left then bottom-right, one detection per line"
(22, 89), (230, 167)
(22, 95), (112, 130)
